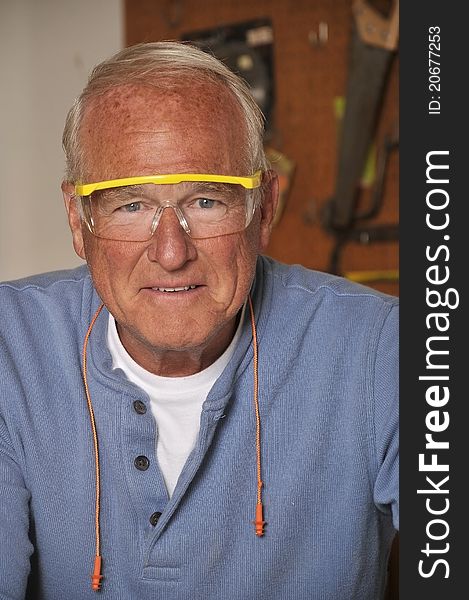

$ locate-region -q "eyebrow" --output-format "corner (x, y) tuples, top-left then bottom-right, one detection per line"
(93, 185), (146, 198)
(96, 181), (242, 196)
(185, 182), (241, 195)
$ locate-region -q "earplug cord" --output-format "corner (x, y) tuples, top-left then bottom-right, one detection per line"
(248, 294), (265, 536)
(82, 303), (105, 591)
(82, 295), (264, 591)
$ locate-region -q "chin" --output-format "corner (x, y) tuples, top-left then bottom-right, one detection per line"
(142, 322), (216, 352)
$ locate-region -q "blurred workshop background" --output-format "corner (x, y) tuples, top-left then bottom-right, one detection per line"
(0, 0), (399, 299)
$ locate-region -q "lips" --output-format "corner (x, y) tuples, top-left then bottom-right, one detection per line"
(151, 285), (197, 292)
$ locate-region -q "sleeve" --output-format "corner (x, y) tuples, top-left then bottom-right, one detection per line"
(0, 412), (33, 600)
(372, 303), (399, 530)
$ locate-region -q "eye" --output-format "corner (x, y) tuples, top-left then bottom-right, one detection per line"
(118, 201), (141, 213)
(184, 195), (227, 217)
(196, 198), (216, 209)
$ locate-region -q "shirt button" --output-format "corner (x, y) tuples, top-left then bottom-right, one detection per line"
(149, 511), (162, 526)
(134, 455), (150, 471)
(133, 400), (147, 415)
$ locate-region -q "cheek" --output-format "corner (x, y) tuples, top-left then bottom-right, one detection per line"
(202, 228), (260, 304)
(232, 216), (262, 280)
(82, 234), (142, 298)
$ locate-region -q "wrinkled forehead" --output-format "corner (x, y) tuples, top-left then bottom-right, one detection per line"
(79, 81), (250, 181)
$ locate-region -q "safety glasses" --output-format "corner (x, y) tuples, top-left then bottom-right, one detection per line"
(75, 171), (263, 242)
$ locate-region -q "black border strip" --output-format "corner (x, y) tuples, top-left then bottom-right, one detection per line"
(400, 2), (466, 597)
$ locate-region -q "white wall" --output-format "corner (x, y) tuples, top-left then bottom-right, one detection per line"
(0, 0), (123, 280)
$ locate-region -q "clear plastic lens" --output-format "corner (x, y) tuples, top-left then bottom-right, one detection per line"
(80, 182), (257, 241)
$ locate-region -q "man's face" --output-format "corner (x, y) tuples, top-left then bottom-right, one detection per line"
(64, 81), (277, 374)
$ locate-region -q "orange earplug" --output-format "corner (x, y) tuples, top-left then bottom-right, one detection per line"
(254, 502), (266, 536)
(91, 555), (103, 591)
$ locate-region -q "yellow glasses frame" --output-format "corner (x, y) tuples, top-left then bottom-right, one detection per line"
(75, 171), (262, 197)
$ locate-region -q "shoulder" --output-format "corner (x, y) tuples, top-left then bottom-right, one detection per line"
(0, 265), (95, 341)
(254, 256), (398, 376)
(0, 265), (90, 296)
(260, 255), (398, 318)
(0, 265), (91, 308)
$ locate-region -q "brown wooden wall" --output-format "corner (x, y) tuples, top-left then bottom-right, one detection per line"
(125, 0), (399, 296)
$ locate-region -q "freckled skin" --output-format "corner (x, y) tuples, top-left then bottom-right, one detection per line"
(63, 80), (278, 376)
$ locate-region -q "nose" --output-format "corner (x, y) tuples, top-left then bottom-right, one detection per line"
(146, 206), (197, 270)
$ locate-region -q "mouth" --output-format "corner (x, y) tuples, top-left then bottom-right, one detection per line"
(151, 285), (198, 293)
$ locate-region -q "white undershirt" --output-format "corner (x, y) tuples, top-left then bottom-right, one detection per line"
(106, 307), (245, 496)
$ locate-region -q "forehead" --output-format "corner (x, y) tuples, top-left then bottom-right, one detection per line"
(80, 80), (249, 181)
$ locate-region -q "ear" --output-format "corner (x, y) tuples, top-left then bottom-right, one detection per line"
(258, 170), (279, 251)
(62, 181), (86, 260)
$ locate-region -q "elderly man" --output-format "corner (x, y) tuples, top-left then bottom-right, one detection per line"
(0, 42), (398, 599)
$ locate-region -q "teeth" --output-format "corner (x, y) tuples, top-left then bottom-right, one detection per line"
(153, 285), (196, 292)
